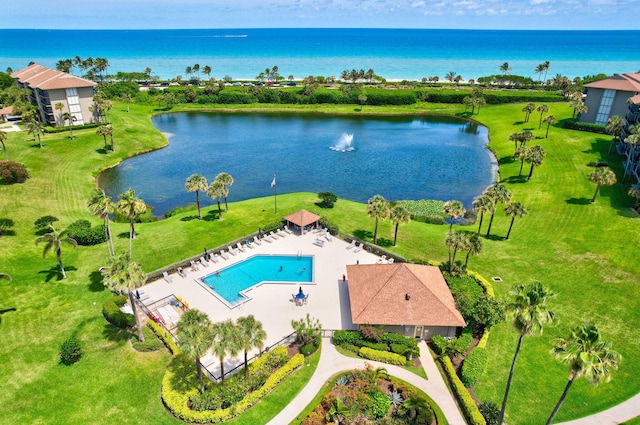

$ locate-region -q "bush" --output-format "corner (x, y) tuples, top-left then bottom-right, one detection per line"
(333, 330), (364, 346)
(479, 401), (501, 425)
(390, 343), (409, 355)
(360, 341), (389, 351)
(0, 218), (15, 236)
(562, 119), (608, 134)
(318, 216), (339, 235)
(148, 320), (180, 355)
(132, 326), (164, 352)
(381, 332), (417, 348)
(102, 295), (136, 329)
(461, 347), (488, 387)
(164, 204), (198, 218)
(300, 341), (319, 356)
(318, 191), (337, 208)
(0, 160), (31, 183)
(441, 356), (486, 425)
(358, 347), (407, 366)
(59, 336), (83, 365)
(66, 219), (107, 246)
(430, 335), (448, 356)
(34, 215), (59, 229)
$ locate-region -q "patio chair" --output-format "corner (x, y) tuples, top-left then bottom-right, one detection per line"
(387, 258), (395, 264)
(269, 231), (279, 239)
(354, 243), (363, 253)
(277, 228), (287, 237)
(209, 254), (220, 263)
(245, 239), (254, 249)
(284, 225), (294, 234)
(236, 242), (246, 252)
(253, 235), (263, 245)
(163, 271), (173, 283)
(220, 250), (230, 260)
(263, 234), (273, 243)
(200, 257), (210, 267)
(346, 240), (356, 250)
(325, 233), (332, 242)
(313, 239), (324, 247)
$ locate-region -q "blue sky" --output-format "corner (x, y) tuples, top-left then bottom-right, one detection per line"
(2, 0), (639, 30)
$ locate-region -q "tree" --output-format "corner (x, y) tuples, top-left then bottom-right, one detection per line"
(389, 204), (411, 246)
(366, 195), (389, 245)
(522, 103), (536, 123)
(55, 102), (64, 126)
(104, 124), (114, 151)
(472, 195), (495, 235)
(588, 167), (616, 203)
(0, 131), (7, 160)
(100, 251), (146, 341)
(185, 66), (192, 79)
(210, 319), (240, 385)
(514, 146), (528, 176)
(61, 112), (77, 139)
(499, 281), (557, 425)
(443, 200), (465, 231)
(203, 65), (212, 80)
(214, 172), (234, 213)
(499, 62), (512, 75)
(445, 71), (457, 83)
(543, 115), (557, 138)
(534, 63), (546, 82)
(25, 121), (45, 148)
(484, 184), (512, 237)
(35, 225), (78, 279)
(537, 104), (549, 129)
(185, 174), (208, 220)
(121, 93), (132, 113)
(318, 191), (338, 208)
(358, 94), (367, 111)
(444, 230), (466, 274)
(177, 309), (213, 393)
(236, 315), (267, 380)
(546, 323), (621, 425)
(87, 188), (115, 257)
(504, 202), (528, 240)
(192, 64), (200, 80)
(628, 184), (640, 209)
(525, 145), (546, 181)
(463, 231), (482, 268)
(96, 125), (111, 153)
(291, 313), (322, 345)
(606, 115), (624, 154)
(206, 181), (225, 220)
(116, 189), (146, 257)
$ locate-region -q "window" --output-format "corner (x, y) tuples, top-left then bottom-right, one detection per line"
(595, 89), (615, 125)
(65, 88), (84, 125)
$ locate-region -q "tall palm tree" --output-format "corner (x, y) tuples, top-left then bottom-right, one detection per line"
(543, 115), (557, 138)
(445, 230), (466, 273)
(87, 188), (115, 257)
(537, 104), (550, 129)
(101, 251), (146, 340)
(588, 167), (617, 203)
(96, 125), (111, 153)
(185, 174), (208, 220)
(185, 66), (192, 79)
(606, 115), (624, 154)
(236, 315), (267, 380)
(366, 195), (389, 245)
(522, 103), (536, 123)
(203, 65), (212, 80)
(546, 323), (621, 425)
(25, 120), (45, 148)
(534, 63), (546, 82)
(463, 232), (482, 268)
(116, 189), (146, 256)
(177, 309), (213, 393)
(484, 184), (512, 237)
(206, 181), (225, 220)
(525, 145), (546, 181)
(0, 131), (7, 160)
(443, 200), (466, 231)
(499, 62), (511, 75)
(35, 225), (78, 279)
(61, 112), (77, 139)
(210, 319), (241, 385)
(504, 202), (528, 240)
(214, 172), (234, 212)
(543, 61), (551, 82)
(104, 125), (114, 151)
(55, 102), (64, 126)
(472, 195), (495, 235)
(192, 64), (200, 80)
(499, 281), (557, 425)
(514, 146), (528, 176)
(389, 204), (411, 246)
(121, 93), (132, 113)
(445, 71), (457, 83)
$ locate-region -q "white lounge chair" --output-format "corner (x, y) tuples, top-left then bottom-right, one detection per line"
(269, 231), (279, 239)
(220, 250), (230, 260)
(325, 233), (333, 242)
(245, 239), (255, 249)
(263, 234), (273, 243)
(163, 271), (173, 283)
(313, 239), (324, 247)
(209, 254), (220, 263)
(354, 243), (363, 253)
(277, 228), (287, 237)
(312, 227), (321, 234)
(346, 240), (356, 250)
(284, 225), (293, 234)
(200, 257), (210, 267)
(388, 258), (395, 264)
(253, 235), (263, 246)
(228, 247), (238, 255)
(237, 242), (246, 252)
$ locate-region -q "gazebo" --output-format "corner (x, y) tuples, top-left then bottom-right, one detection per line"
(283, 209), (321, 234)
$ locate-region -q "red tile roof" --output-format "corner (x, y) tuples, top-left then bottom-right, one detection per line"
(11, 63), (97, 90)
(584, 73), (640, 93)
(346, 263), (465, 327)
(283, 209), (321, 227)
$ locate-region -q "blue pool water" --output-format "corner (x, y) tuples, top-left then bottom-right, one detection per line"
(201, 255), (313, 305)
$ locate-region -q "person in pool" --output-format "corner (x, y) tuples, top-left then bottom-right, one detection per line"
(299, 268), (306, 273)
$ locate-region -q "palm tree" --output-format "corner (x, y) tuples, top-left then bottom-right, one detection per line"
(366, 195), (389, 245)
(588, 167), (617, 203)
(203, 65), (212, 80)
(210, 319), (241, 385)
(537, 104), (550, 129)
(55, 102), (64, 126)
(484, 184), (512, 237)
(472, 195), (495, 235)
(445, 230), (466, 273)
(628, 184), (640, 209)
(177, 309), (213, 393)
(463, 232), (482, 268)
(543, 61), (551, 82)
(0, 131), (7, 160)
(121, 93), (132, 113)
(206, 181), (225, 220)
(522, 103), (536, 123)
(192, 64), (200, 80)
(104, 124), (115, 151)
(445, 71), (457, 83)
(525, 145), (546, 181)
(101, 251), (146, 340)
(534, 63), (546, 82)
(389, 205), (411, 246)
(87, 188), (115, 257)
(499, 62), (512, 75)
(185, 174), (208, 220)
(606, 115), (624, 154)
(116, 189), (146, 256)
(185, 66), (192, 79)
(443, 200), (466, 231)
(504, 202), (528, 240)
(96, 125), (111, 153)
(35, 225), (78, 279)
(514, 146), (528, 176)
(543, 115), (557, 138)
(546, 323), (621, 425)
(25, 120), (45, 148)
(61, 112), (76, 139)
(499, 281), (557, 425)
(214, 172), (234, 212)
(236, 315), (267, 380)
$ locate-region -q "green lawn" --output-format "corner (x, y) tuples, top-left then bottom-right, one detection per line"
(0, 100), (638, 424)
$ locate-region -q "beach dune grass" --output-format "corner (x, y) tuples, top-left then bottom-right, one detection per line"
(0, 100), (638, 425)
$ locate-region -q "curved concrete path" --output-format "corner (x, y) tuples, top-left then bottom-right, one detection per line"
(556, 392), (640, 425)
(268, 338), (466, 425)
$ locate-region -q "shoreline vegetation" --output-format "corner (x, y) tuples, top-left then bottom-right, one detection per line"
(0, 92), (638, 425)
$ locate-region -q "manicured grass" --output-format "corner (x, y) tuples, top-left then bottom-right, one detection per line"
(0, 99), (638, 424)
(333, 345), (428, 379)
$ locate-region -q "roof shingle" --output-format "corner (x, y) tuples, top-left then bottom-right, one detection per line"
(11, 63), (97, 90)
(584, 73), (640, 93)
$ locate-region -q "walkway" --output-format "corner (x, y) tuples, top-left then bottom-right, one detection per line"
(268, 338), (466, 425)
(556, 392), (640, 425)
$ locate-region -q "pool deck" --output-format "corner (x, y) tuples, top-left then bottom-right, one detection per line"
(141, 230), (381, 375)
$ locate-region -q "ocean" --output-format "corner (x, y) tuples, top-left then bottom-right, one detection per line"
(1, 28), (639, 81)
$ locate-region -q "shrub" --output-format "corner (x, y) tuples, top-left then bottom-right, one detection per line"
(370, 387), (391, 419)
(34, 215), (59, 229)
(479, 401), (501, 425)
(477, 330), (490, 349)
(102, 295), (136, 329)
(441, 356), (486, 425)
(318, 216), (339, 235)
(148, 320), (180, 355)
(390, 343), (408, 355)
(164, 204), (198, 218)
(333, 330), (364, 346)
(430, 334), (448, 356)
(562, 119), (608, 134)
(461, 347), (488, 387)
(0, 218), (15, 236)
(0, 160), (31, 183)
(67, 219), (107, 246)
(59, 336), (83, 365)
(318, 191), (337, 208)
(132, 326), (164, 352)
(358, 347), (407, 366)
(381, 332), (417, 348)
(300, 341), (319, 356)
(361, 341), (389, 351)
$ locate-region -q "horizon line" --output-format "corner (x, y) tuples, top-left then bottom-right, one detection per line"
(2, 27), (640, 32)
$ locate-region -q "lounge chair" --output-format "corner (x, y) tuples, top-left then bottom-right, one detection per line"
(284, 225), (294, 234)
(228, 247), (238, 255)
(253, 236), (263, 246)
(376, 255), (386, 264)
(220, 250), (230, 260)
(313, 239), (324, 247)
(277, 228), (287, 237)
(237, 242), (246, 252)
(137, 293), (150, 302)
(263, 234), (273, 243)
(200, 257), (210, 267)
(245, 239), (254, 249)
(269, 231), (279, 239)
(312, 227), (321, 234)
(209, 254), (220, 263)
(163, 271), (173, 283)
(325, 233), (333, 242)
(354, 243), (363, 253)
(177, 268), (188, 277)
(346, 240), (356, 250)
(387, 258), (395, 264)
(200, 356), (216, 368)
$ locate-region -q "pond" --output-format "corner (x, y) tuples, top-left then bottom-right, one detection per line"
(98, 112), (497, 217)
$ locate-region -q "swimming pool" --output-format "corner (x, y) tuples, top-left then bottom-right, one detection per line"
(200, 255), (314, 307)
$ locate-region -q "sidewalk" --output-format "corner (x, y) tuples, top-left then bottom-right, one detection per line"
(268, 338), (466, 425)
(556, 392), (640, 425)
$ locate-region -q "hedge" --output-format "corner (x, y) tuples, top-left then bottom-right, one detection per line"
(161, 350), (304, 423)
(147, 320), (180, 355)
(102, 295), (135, 329)
(360, 341), (389, 351)
(44, 122), (103, 133)
(562, 119), (608, 134)
(431, 335), (448, 356)
(441, 356), (486, 425)
(380, 332), (418, 348)
(461, 347), (488, 387)
(467, 270), (495, 298)
(477, 330), (490, 349)
(358, 347), (407, 366)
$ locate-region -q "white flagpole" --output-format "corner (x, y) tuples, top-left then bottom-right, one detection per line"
(271, 174), (277, 213)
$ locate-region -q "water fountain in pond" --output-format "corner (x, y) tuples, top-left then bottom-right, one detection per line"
(329, 133), (355, 152)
